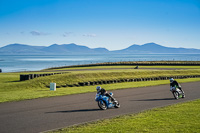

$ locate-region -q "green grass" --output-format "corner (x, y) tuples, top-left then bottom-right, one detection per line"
(44, 65), (200, 71)
(0, 77), (200, 103)
(51, 99), (200, 133)
(1, 62), (200, 132)
(7, 69), (200, 88)
(43, 65), (135, 71)
(140, 65), (200, 69)
(1, 64), (200, 103)
(45, 61), (200, 70)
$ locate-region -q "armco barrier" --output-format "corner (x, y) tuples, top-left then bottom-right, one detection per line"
(56, 75), (200, 88)
(20, 72), (67, 81)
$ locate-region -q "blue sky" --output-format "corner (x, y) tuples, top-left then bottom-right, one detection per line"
(0, 0), (200, 50)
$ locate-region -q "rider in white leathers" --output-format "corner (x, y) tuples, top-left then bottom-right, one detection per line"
(170, 78), (183, 92)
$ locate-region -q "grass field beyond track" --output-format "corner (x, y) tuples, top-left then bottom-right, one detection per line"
(52, 99), (200, 133)
(1, 64), (200, 103)
(0, 78), (200, 103)
(44, 65), (200, 71)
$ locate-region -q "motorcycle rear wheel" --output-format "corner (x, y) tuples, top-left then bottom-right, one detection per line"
(114, 101), (120, 108)
(182, 92), (185, 98)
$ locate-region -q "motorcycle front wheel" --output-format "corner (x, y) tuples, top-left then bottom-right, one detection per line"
(173, 91), (179, 99)
(98, 100), (107, 110)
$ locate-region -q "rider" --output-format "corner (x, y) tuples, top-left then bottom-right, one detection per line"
(96, 86), (116, 102)
(169, 78), (183, 92)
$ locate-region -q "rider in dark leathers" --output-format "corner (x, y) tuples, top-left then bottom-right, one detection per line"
(170, 78), (183, 92)
(96, 86), (116, 102)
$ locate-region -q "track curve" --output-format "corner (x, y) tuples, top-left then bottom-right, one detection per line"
(0, 81), (199, 133)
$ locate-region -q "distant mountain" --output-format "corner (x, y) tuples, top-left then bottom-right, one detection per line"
(0, 44), (45, 54)
(42, 43), (109, 54)
(92, 47), (109, 53)
(0, 43), (109, 54)
(0, 42), (199, 54)
(113, 43), (200, 54)
(43, 43), (89, 53)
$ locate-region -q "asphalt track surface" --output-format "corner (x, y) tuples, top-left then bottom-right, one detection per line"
(0, 81), (199, 133)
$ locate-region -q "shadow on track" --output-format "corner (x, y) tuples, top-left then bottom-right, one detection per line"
(46, 108), (101, 114)
(133, 98), (175, 101)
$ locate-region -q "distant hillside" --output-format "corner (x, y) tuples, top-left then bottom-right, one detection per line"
(113, 43), (200, 54)
(0, 42), (199, 54)
(0, 43), (109, 54)
(0, 44), (45, 54)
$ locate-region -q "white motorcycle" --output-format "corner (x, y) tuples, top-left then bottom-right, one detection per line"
(171, 86), (185, 100)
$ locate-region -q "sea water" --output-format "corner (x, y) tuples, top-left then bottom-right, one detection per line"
(0, 54), (200, 72)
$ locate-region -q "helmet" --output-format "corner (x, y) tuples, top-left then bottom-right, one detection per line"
(96, 86), (101, 92)
(170, 78), (174, 83)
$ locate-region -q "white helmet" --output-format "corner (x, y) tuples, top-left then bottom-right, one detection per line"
(170, 78), (174, 83)
(96, 86), (101, 92)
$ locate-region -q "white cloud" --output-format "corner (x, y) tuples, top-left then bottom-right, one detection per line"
(30, 31), (50, 36)
(82, 34), (97, 37)
(63, 32), (73, 37)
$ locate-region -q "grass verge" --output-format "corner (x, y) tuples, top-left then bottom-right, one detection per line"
(3, 69), (200, 89)
(44, 65), (200, 71)
(1, 64), (200, 103)
(51, 99), (200, 133)
(0, 78), (200, 103)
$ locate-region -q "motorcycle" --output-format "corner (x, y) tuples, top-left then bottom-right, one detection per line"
(171, 87), (185, 99)
(95, 92), (120, 110)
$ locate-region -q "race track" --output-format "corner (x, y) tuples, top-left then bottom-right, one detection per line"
(0, 81), (199, 133)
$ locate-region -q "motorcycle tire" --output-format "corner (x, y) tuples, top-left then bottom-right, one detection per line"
(98, 100), (107, 110)
(182, 92), (185, 98)
(173, 91), (179, 99)
(114, 101), (120, 108)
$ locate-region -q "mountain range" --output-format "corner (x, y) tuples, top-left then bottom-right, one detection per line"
(0, 43), (200, 54)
